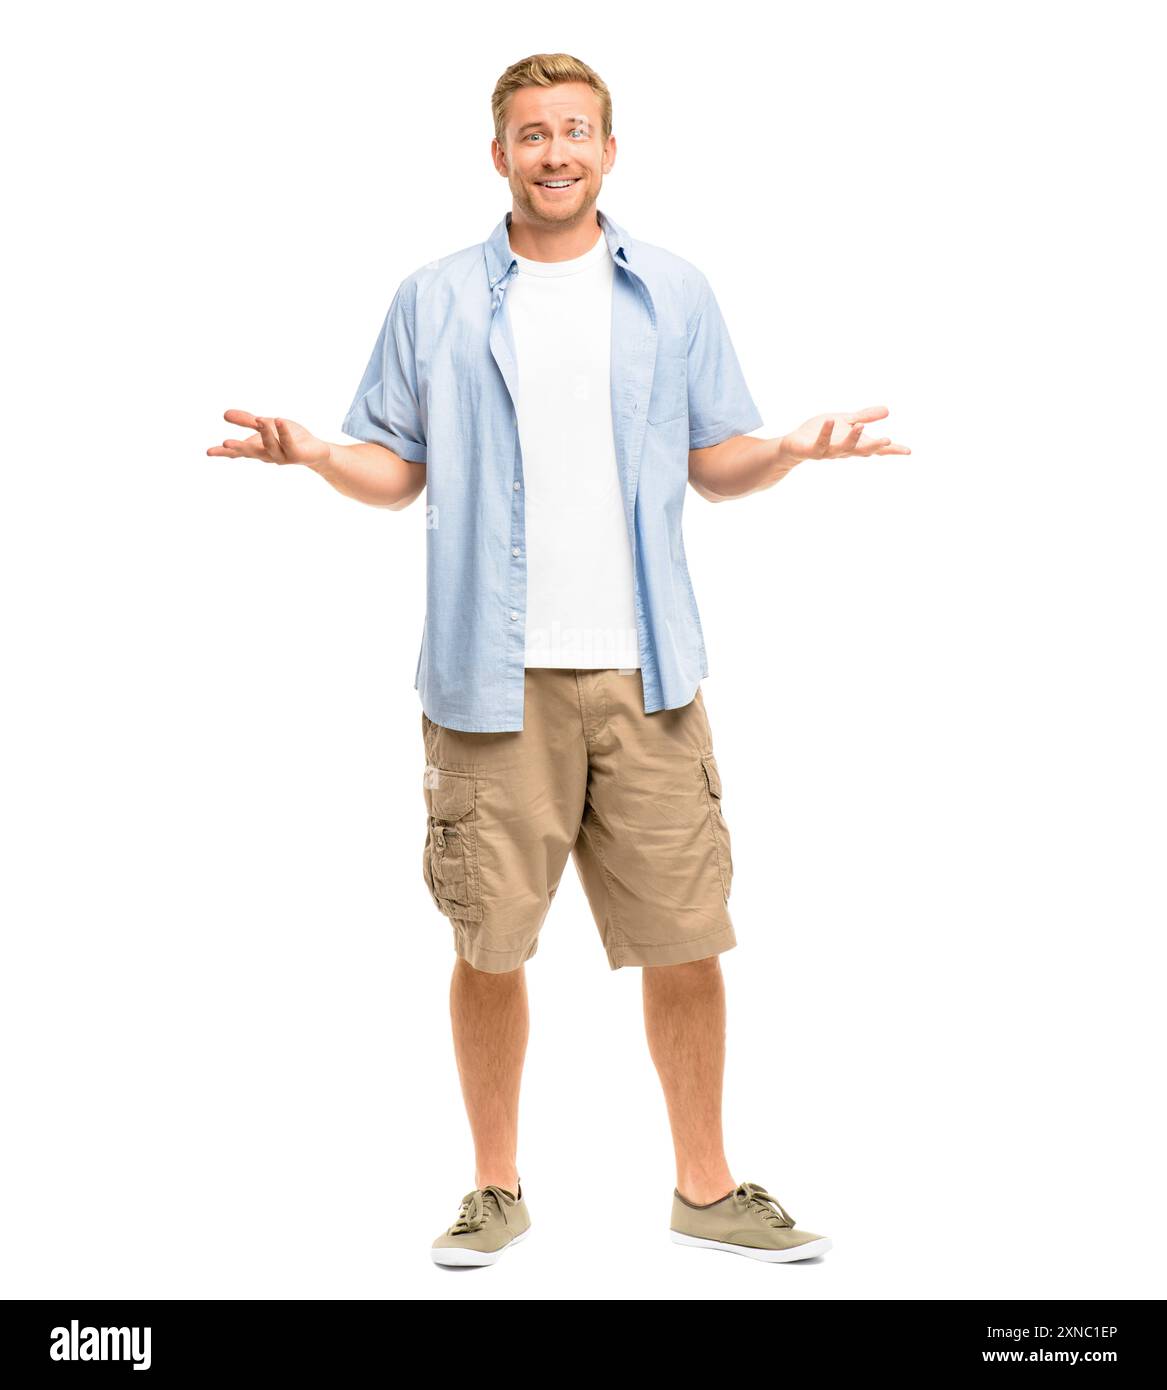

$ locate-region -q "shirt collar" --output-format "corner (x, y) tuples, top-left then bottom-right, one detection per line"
(485, 206), (631, 290)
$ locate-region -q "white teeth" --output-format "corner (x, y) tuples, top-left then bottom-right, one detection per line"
(540, 180), (577, 188)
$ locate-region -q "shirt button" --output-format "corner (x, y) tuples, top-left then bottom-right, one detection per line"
(509, 610), (519, 621)
(513, 480), (521, 490)
(511, 547), (520, 557)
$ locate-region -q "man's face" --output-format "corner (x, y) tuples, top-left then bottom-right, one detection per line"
(492, 81), (615, 226)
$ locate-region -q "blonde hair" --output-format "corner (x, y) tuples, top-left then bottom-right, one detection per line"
(491, 52), (612, 148)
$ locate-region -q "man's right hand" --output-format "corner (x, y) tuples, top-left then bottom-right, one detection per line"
(207, 411), (331, 468)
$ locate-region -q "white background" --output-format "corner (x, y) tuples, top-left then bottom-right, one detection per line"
(3, 0), (1164, 1301)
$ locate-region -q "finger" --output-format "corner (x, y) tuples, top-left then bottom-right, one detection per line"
(255, 416), (286, 463)
(274, 418), (297, 453)
(830, 423), (864, 455)
(224, 408), (261, 429)
(858, 437), (891, 455)
(846, 405), (889, 424)
(212, 434), (263, 458)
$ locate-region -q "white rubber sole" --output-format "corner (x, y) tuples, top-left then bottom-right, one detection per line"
(670, 1230), (833, 1263)
(431, 1225), (531, 1267)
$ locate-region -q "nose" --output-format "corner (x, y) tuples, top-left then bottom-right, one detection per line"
(541, 133), (576, 168)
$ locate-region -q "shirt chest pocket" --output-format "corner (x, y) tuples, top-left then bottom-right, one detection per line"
(647, 352), (688, 426)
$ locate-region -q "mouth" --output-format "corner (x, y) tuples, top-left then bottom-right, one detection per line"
(535, 177), (582, 192)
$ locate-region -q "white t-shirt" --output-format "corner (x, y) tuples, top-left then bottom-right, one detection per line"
(507, 229), (641, 670)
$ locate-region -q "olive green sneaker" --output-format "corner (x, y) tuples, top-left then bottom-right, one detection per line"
(670, 1181), (832, 1263)
(430, 1182), (531, 1266)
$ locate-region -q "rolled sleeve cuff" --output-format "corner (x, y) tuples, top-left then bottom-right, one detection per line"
(340, 408), (428, 464)
(689, 406), (764, 452)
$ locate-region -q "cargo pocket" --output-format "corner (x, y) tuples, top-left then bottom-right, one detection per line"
(700, 752), (733, 902)
(422, 765), (484, 923)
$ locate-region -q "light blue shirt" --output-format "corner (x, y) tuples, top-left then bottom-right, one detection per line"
(341, 207), (763, 732)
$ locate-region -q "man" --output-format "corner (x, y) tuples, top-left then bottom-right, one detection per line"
(208, 52), (909, 1268)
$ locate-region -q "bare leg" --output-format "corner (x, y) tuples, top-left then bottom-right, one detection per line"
(449, 957), (528, 1193)
(642, 956), (736, 1204)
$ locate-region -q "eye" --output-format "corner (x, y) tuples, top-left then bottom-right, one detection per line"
(570, 127), (587, 138)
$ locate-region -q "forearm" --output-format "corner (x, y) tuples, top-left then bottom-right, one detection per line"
(307, 440), (425, 510)
(688, 434), (799, 502)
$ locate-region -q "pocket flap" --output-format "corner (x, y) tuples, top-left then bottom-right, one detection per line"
(701, 753), (723, 800)
(425, 766), (475, 821)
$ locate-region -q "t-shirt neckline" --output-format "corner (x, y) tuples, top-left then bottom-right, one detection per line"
(510, 228), (608, 279)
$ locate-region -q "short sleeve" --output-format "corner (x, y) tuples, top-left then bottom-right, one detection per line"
(686, 271), (763, 451)
(340, 278), (428, 463)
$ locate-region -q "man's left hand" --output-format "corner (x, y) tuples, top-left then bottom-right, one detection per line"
(778, 406), (911, 468)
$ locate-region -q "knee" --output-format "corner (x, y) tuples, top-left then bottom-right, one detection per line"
(454, 956), (525, 984)
(644, 955), (722, 981)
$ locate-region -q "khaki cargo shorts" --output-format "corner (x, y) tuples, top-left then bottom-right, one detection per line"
(419, 667), (735, 973)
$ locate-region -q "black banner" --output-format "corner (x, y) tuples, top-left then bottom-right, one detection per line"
(1, 1299), (1161, 1379)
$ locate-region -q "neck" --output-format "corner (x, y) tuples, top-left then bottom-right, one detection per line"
(507, 207), (602, 263)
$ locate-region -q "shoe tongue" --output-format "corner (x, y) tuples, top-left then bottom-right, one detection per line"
(486, 1185), (515, 1201)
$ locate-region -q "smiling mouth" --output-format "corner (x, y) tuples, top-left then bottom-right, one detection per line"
(536, 178), (581, 190)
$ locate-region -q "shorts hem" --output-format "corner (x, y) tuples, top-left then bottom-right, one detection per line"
(607, 923), (737, 971)
(452, 927), (540, 974)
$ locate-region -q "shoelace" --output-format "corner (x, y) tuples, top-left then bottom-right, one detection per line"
(450, 1186), (509, 1234)
(733, 1181), (795, 1228)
